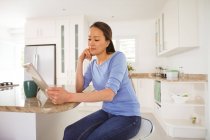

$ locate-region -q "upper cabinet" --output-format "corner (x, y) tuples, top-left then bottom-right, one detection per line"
(25, 18), (56, 45)
(156, 0), (199, 56)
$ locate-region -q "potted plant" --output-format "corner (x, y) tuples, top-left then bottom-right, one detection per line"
(191, 116), (197, 124)
(127, 63), (134, 72)
(127, 63), (135, 78)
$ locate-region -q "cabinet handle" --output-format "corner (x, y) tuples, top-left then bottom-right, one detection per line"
(161, 13), (165, 51)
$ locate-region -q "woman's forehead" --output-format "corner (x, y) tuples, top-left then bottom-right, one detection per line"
(89, 27), (104, 37)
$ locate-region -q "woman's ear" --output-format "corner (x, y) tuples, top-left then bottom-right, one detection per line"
(106, 40), (110, 47)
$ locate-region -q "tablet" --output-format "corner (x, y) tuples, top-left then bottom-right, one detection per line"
(23, 63), (48, 94)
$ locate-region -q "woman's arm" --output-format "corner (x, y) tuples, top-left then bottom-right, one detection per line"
(47, 87), (115, 104)
(69, 88), (115, 102)
(76, 48), (92, 92)
(75, 59), (84, 92)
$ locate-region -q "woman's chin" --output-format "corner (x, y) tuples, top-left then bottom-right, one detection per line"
(90, 51), (96, 56)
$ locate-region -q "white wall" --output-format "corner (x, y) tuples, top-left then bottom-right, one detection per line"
(108, 19), (162, 73)
(0, 27), (24, 84)
(202, 0), (210, 139)
(0, 27), (16, 82)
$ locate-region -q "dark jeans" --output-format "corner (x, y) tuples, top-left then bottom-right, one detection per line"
(63, 109), (141, 140)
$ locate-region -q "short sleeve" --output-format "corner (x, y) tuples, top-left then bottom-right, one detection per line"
(105, 52), (127, 94)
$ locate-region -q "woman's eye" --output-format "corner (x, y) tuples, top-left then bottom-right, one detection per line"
(95, 40), (99, 41)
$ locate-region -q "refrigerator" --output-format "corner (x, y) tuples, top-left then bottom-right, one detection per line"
(24, 44), (56, 85)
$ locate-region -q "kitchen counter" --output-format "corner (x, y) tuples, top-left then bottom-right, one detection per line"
(0, 85), (94, 140)
(0, 86), (76, 113)
(0, 85), (93, 113)
(130, 73), (207, 82)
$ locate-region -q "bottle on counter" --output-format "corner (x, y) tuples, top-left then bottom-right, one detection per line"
(178, 66), (184, 79)
(162, 68), (167, 78)
(155, 66), (163, 77)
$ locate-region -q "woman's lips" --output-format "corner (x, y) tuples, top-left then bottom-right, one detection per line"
(90, 48), (96, 52)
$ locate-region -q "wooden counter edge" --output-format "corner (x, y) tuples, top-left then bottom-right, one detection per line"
(129, 73), (208, 82)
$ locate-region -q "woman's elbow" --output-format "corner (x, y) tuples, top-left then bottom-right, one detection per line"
(76, 86), (83, 93)
(76, 82), (85, 92)
(104, 89), (115, 101)
(106, 95), (114, 102)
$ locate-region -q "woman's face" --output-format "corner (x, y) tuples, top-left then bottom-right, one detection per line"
(88, 27), (110, 56)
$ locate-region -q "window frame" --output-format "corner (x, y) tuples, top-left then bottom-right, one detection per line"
(112, 35), (137, 63)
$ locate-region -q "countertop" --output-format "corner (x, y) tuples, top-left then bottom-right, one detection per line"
(130, 73), (207, 82)
(0, 85), (93, 113)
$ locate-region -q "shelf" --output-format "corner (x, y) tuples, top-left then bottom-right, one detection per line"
(163, 118), (206, 138)
(163, 100), (204, 107)
(164, 118), (205, 129)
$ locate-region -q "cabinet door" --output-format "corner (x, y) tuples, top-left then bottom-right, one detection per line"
(156, 13), (165, 55)
(25, 19), (56, 45)
(55, 16), (88, 85)
(157, 0), (198, 56)
(56, 20), (70, 85)
(132, 79), (154, 112)
(163, 0), (179, 51)
(25, 21), (39, 39)
(178, 0), (198, 47)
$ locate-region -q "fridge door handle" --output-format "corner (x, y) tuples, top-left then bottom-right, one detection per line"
(33, 54), (38, 70)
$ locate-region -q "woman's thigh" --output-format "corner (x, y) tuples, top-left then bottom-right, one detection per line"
(63, 109), (108, 140)
(87, 116), (141, 140)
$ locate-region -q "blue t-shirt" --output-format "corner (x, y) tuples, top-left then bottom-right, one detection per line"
(83, 51), (140, 116)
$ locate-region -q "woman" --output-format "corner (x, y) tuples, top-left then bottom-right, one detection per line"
(47, 21), (141, 140)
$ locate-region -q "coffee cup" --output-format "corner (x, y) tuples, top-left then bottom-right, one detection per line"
(24, 80), (38, 98)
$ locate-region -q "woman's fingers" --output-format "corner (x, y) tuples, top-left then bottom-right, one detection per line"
(79, 48), (92, 61)
(84, 48), (92, 60)
(46, 87), (69, 104)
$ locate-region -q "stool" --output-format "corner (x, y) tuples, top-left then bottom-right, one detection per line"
(130, 117), (154, 140)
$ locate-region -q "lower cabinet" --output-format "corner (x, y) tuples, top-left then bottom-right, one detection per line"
(154, 81), (207, 138)
(132, 79), (154, 113)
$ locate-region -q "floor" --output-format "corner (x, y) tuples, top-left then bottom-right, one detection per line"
(141, 113), (205, 140)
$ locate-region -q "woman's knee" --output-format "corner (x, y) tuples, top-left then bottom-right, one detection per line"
(63, 125), (74, 140)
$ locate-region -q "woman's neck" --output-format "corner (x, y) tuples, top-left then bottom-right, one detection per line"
(96, 52), (111, 65)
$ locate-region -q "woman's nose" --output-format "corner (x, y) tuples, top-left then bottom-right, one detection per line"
(89, 41), (95, 46)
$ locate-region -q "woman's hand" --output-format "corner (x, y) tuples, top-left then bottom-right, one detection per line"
(46, 87), (72, 104)
(79, 48), (92, 61)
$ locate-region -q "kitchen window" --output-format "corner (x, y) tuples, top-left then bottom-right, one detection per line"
(113, 37), (136, 63)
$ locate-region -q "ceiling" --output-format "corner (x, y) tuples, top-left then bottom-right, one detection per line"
(0, 0), (167, 28)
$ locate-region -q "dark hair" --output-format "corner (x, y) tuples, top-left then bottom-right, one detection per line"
(90, 21), (115, 54)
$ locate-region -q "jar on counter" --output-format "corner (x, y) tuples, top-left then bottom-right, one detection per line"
(166, 70), (179, 80)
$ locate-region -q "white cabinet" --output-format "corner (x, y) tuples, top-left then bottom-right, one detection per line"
(55, 19), (71, 85)
(131, 78), (154, 113)
(25, 19), (56, 45)
(154, 80), (207, 138)
(56, 16), (88, 86)
(156, 0), (199, 56)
